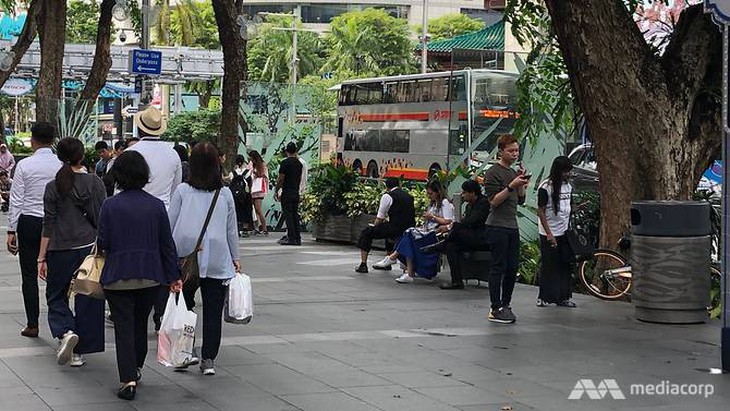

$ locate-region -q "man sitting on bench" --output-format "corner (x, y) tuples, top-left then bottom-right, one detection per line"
(422, 179), (490, 289)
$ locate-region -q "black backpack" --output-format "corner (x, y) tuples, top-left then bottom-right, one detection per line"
(230, 169), (250, 199)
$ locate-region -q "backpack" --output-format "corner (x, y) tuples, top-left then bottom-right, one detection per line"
(230, 169), (250, 199)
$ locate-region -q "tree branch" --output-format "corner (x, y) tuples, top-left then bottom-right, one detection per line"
(79, 0), (115, 101)
(0, 0), (41, 88)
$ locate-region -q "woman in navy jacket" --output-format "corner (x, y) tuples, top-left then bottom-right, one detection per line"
(97, 151), (182, 401)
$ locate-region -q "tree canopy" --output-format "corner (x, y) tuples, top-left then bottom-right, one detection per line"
(417, 13), (485, 41)
(66, 0), (100, 44)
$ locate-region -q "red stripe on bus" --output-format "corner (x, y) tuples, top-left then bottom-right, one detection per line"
(384, 168), (430, 181)
(360, 113), (430, 122)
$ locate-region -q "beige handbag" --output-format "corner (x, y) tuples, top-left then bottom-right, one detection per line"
(70, 244), (105, 300)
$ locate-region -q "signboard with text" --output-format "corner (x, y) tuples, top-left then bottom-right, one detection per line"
(129, 49), (162, 75)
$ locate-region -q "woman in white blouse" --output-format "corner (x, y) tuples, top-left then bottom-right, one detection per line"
(373, 180), (454, 283)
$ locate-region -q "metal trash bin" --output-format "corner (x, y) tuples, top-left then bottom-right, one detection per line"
(631, 201), (711, 324)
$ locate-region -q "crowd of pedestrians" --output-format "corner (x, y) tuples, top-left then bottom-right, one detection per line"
(4, 106), (305, 401)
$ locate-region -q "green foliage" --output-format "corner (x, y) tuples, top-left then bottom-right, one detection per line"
(518, 239), (540, 285)
(84, 145), (100, 170)
(323, 8), (417, 76)
(416, 13), (485, 41)
(306, 163), (359, 221)
(67, 0), (100, 44)
(299, 71), (357, 131)
(344, 181), (383, 218)
(6, 135), (32, 155)
(170, 0), (219, 48)
(161, 109), (221, 143)
(572, 191), (601, 247)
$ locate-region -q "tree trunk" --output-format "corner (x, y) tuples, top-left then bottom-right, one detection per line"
(212, 0), (247, 171)
(0, 0), (41, 89)
(543, 1), (721, 250)
(78, 0), (115, 102)
(35, 0), (67, 128)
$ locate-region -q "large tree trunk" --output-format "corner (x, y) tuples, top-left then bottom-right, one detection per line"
(35, 0), (67, 127)
(544, 1), (721, 250)
(0, 0), (41, 89)
(78, 0), (115, 102)
(212, 0), (247, 171)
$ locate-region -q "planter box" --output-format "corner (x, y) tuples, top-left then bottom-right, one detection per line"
(313, 214), (352, 243)
(350, 214), (376, 243)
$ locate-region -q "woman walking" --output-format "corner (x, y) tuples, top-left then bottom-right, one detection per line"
(249, 150), (268, 235)
(536, 156), (576, 308)
(231, 154), (253, 236)
(37, 138), (106, 367)
(168, 142), (241, 376)
(373, 180), (454, 283)
(98, 151), (182, 400)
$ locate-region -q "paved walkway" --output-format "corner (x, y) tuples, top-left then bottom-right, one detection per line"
(0, 235), (727, 410)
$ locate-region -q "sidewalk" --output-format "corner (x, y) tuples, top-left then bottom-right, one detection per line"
(0, 235), (727, 410)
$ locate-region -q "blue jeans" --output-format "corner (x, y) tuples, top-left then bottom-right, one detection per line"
(486, 226), (519, 311)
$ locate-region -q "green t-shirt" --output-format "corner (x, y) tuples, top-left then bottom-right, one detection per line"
(483, 163), (524, 229)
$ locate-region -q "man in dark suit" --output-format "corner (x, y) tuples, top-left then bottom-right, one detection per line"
(422, 179), (490, 289)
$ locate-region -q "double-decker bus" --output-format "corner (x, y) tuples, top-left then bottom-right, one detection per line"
(336, 69), (519, 180)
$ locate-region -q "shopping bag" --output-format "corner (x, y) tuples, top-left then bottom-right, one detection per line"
(157, 293), (197, 367)
(224, 273), (253, 324)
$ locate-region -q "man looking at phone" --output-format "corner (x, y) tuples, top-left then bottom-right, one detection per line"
(483, 134), (529, 324)
(6, 123), (63, 338)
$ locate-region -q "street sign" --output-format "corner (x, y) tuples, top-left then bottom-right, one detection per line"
(134, 75), (145, 94)
(129, 49), (162, 75)
(121, 105), (138, 117)
(140, 80), (154, 104)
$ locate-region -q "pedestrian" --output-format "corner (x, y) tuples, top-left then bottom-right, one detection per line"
(0, 169), (11, 212)
(126, 106), (182, 331)
(98, 150), (182, 400)
(173, 144), (190, 183)
(94, 141), (112, 178)
(373, 179), (454, 283)
(536, 156), (576, 308)
(275, 142), (303, 246)
(231, 154), (253, 236)
(483, 134), (530, 324)
(6, 122), (63, 338)
(355, 177), (416, 273)
(37, 138), (107, 367)
(249, 150), (269, 235)
(0, 143), (15, 173)
(168, 142), (241, 376)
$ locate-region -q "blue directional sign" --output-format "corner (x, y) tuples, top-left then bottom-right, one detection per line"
(129, 49), (162, 75)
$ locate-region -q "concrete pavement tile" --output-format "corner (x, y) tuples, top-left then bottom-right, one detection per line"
(130, 400), (220, 411)
(204, 394), (301, 411)
(414, 385), (512, 407)
(310, 369), (391, 388)
(214, 346), (275, 366)
(380, 372), (470, 389)
(0, 395), (52, 411)
(263, 351), (353, 374)
(281, 392), (381, 411)
(225, 363), (336, 395)
(358, 364), (426, 374)
(32, 386), (122, 407)
(52, 403), (136, 411)
(458, 404), (538, 411)
(343, 385), (461, 411)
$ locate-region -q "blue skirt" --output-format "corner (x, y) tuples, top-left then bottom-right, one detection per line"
(395, 229), (439, 279)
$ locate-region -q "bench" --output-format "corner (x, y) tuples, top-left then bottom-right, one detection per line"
(460, 250), (491, 285)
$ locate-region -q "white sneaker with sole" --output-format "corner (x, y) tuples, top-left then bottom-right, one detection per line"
(395, 273), (414, 283)
(69, 354), (86, 367)
(57, 331), (79, 365)
(373, 257), (397, 269)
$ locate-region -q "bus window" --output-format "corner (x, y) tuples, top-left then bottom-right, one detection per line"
(432, 77), (449, 101)
(380, 130), (395, 152)
(337, 117), (344, 138)
(384, 82), (398, 104)
(394, 130), (410, 153)
(417, 79), (432, 102)
(364, 129), (379, 151)
(448, 76), (466, 102)
(399, 81), (417, 103)
(341, 84), (355, 105)
(353, 82), (383, 105)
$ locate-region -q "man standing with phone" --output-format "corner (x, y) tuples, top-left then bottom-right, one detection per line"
(6, 123), (63, 338)
(483, 134), (529, 324)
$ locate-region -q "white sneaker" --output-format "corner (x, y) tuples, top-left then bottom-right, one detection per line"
(57, 331), (79, 365)
(69, 354), (86, 367)
(373, 257), (397, 269)
(395, 274), (414, 283)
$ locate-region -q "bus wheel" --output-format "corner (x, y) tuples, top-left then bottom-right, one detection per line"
(366, 161), (379, 178)
(428, 163), (442, 179)
(352, 159), (363, 175)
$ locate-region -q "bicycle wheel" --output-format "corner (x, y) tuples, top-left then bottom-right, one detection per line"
(579, 249), (632, 300)
(708, 264), (723, 318)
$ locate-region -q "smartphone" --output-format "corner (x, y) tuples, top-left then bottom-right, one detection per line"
(523, 172), (532, 180)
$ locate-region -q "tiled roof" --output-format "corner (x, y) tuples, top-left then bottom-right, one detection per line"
(418, 20), (505, 53)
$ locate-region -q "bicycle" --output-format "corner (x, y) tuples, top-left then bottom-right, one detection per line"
(578, 236), (723, 316)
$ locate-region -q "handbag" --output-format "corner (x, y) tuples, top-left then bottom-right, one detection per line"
(251, 175), (268, 194)
(565, 220), (594, 262)
(70, 243), (105, 300)
(180, 189), (221, 289)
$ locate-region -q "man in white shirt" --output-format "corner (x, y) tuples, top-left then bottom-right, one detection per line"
(125, 106), (182, 208)
(6, 122), (63, 338)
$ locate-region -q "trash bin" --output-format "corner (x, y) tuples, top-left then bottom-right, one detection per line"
(631, 201), (711, 324)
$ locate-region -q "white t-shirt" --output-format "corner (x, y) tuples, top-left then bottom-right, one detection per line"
(424, 198), (455, 231)
(538, 179), (572, 236)
(126, 139), (182, 209)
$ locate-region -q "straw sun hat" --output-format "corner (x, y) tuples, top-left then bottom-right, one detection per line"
(134, 106), (167, 136)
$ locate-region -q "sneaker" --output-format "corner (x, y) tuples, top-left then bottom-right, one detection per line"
(557, 300), (577, 308)
(69, 354), (86, 367)
(536, 298), (547, 307)
(57, 331), (79, 365)
(355, 263), (368, 274)
(488, 308), (516, 324)
(200, 359), (215, 375)
(373, 257), (397, 270)
(502, 307), (517, 322)
(395, 273), (414, 283)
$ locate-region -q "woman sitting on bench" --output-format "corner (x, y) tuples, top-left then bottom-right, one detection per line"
(373, 180), (454, 283)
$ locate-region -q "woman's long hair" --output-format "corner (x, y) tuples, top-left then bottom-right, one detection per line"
(188, 142), (223, 191)
(549, 156), (573, 215)
(249, 150), (265, 176)
(55, 138), (85, 197)
(427, 179), (447, 212)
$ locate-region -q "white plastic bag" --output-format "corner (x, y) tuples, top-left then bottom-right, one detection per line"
(224, 273), (253, 324)
(157, 292), (197, 367)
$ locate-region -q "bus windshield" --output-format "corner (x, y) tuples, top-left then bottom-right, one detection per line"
(471, 71), (519, 154)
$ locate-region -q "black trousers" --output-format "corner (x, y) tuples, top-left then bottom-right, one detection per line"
(281, 189), (301, 242)
(357, 222), (404, 253)
(486, 226), (520, 310)
(17, 214), (43, 328)
(538, 235), (573, 303)
(105, 286), (159, 383)
(235, 193), (253, 230)
(182, 277), (227, 361)
(444, 226), (490, 284)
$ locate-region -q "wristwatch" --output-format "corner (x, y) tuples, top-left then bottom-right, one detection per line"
(507, 186), (515, 193)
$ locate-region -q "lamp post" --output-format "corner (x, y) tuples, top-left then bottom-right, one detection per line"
(421, 0), (428, 73)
